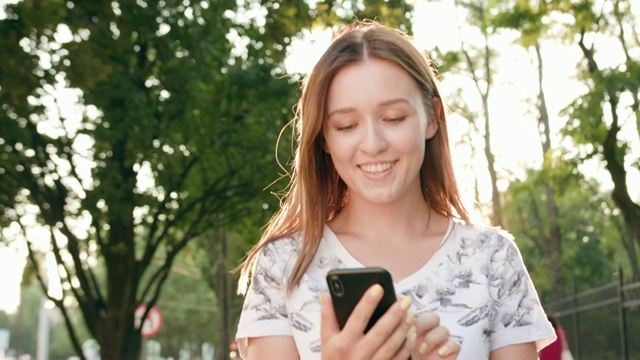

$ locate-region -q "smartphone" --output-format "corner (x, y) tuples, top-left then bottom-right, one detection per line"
(326, 267), (397, 333)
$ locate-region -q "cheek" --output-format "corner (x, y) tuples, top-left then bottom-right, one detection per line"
(398, 134), (427, 167)
(324, 138), (355, 170)
(324, 133), (354, 155)
(323, 136), (336, 154)
(391, 128), (425, 152)
(326, 145), (351, 164)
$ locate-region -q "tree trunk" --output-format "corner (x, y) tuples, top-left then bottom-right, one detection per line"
(94, 138), (142, 360)
(94, 251), (142, 360)
(535, 41), (564, 294)
(577, 31), (640, 280)
(456, 0), (502, 227)
(622, 222), (640, 281)
(482, 95), (502, 227)
(93, 292), (142, 359)
(219, 218), (232, 360)
(208, 217), (232, 360)
(602, 100), (640, 270)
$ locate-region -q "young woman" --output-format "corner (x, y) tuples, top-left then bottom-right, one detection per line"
(236, 20), (555, 360)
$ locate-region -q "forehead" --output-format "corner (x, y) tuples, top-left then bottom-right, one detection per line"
(326, 58), (421, 113)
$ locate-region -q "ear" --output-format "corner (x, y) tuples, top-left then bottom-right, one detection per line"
(425, 97), (442, 140)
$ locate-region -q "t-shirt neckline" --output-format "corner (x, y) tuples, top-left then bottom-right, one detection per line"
(322, 219), (455, 291)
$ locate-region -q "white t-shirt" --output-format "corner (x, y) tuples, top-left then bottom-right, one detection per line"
(236, 220), (555, 359)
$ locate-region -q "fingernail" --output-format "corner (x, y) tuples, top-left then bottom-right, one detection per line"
(405, 311), (415, 323)
(419, 342), (428, 354)
(437, 345), (450, 356)
(370, 284), (383, 297)
(400, 296), (412, 310)
(407, 326), (417, 345)
(317, 292), (323, 305)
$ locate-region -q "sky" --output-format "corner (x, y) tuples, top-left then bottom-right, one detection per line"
(0, 248), (26, 312)
(1, 1), (639, 314)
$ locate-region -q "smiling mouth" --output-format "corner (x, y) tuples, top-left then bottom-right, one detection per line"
(359, 162), (396, 174)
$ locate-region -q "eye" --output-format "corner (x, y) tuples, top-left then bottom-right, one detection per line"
(385, 116), (406, 123)
(336, 124), (356, 131)
(330, 119), (358, 131)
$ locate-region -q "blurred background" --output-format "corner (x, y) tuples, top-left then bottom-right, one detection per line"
(0, 0), (638, 359)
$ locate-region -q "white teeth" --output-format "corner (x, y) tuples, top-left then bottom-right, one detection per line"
(360, 162), (393, 173)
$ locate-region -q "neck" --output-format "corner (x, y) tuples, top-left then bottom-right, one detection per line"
(331, 196), (439, 242)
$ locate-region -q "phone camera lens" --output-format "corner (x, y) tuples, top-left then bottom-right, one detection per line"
(330, 277), (344, 296)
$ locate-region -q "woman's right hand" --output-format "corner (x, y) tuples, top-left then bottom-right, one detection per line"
(319, 284), (416, 360)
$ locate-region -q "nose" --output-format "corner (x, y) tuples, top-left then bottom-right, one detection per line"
(360, 120), (388, 154)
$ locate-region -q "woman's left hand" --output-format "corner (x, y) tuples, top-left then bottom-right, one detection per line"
(409, 311), (460, 359)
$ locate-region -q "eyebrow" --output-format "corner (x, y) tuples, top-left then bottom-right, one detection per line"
(326, 98), (413, 119)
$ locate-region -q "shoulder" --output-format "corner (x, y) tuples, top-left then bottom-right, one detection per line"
(262, 233), (302, 256)
(454, 219), (514, 238)
(246, 233), (304, 294)
(452, 220), (516, 247)
(256, 233), (303, 272)
(443, 220), (526, 270)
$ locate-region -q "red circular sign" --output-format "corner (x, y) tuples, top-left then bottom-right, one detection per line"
(135, 304), (163, 338)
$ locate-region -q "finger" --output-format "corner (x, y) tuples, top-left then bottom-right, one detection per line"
(342, 283), (385, 337)
(368, 297), (414, 360)
(434, 338), (461, 359)
(319, 291), (340, 342)
(390, 325), (417, 360)
(414, 311), (440, 334)
(415, 325), (449, 357)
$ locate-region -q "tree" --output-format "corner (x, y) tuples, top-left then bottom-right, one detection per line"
(453, 0), (640, 291)
(502, 157), (626, 297)
(0, 1), (295, 358)
(0, 1), (414, 359)
(429, 0), (505, 226)
(554, 0), (640, 271)
(491, 0), (566, 295)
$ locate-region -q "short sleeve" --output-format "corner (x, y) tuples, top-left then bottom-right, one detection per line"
(235, 238), (299, 357)
(488, 235), (556, 351)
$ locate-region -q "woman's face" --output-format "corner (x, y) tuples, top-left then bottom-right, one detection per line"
(323, 58), (438, 205)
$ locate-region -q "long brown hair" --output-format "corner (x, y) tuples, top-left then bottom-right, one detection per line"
(238, 20), (470, 295)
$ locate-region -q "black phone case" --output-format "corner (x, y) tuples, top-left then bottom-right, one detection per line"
(326, 267), (397, 333)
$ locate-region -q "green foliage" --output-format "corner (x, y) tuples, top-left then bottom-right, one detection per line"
(313, 0), (413, 32)
(0, 0), (415, 358)
(0, 0), (298, 358)
(0, 281), (90, 359)
(431, 49), (463, 75)
(0, 282), (43, 357)
(562, 88), (607, 148)
(49, 307), (90, 359)
(152, 261), (218, 359)
(503, 156), (624, 298)
(491, 1), (545, 46)
(561, 63), (636, 173)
